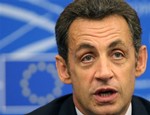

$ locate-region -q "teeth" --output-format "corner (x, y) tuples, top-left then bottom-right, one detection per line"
(100, 92), (112, 97)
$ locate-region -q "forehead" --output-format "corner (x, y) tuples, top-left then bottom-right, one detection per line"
(68, 15), (132, 49)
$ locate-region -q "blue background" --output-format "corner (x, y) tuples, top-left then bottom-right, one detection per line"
(0, 0), (150, 114)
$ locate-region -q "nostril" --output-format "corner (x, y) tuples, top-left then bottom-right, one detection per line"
(94, 69), (113, 81)
(95, 73), (113, 82)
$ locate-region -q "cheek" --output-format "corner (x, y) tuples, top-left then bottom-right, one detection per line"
(116, 53), (136, 84)
(117, 63), (136, 95)
(70, 66), (90, 84)
(69, 64), (94, 92)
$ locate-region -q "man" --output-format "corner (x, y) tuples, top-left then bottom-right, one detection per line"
(27, 0), (150, 115)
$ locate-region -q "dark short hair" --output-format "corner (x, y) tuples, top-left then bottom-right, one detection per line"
(55, 0), (142, 63)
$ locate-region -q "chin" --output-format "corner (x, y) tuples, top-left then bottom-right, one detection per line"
(89, 105), (125, 115)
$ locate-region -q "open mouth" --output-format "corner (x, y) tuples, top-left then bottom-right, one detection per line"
(94, 88), (118, 103)
(96, 89), (117, 97)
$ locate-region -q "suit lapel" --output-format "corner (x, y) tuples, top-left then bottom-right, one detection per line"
(57, 95), (150, 115)
(132, 96), (149, 115)
(59, 95), (77, 115)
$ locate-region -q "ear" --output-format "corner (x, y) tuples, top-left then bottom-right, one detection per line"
(55, 55), (72, 84)
(135, 45), (148, 77)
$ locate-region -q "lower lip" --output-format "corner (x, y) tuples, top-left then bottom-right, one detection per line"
(93, 92), (118, 104)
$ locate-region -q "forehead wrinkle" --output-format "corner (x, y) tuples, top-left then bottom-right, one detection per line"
(79, 28), (121, 42)
(70, 30), (121, 44)
(88, 26), (117, 33)
(69, 18), (121, 40)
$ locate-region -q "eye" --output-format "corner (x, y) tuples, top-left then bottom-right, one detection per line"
(81, 54), (94, 63)
(112, 51), (124, 60)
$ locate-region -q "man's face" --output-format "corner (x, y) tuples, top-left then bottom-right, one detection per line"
(56, 15), (147, 115)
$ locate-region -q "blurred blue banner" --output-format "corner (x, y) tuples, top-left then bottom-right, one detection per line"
(0, 0), (150, 114)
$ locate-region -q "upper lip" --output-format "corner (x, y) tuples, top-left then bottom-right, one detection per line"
(93, 87), (118, 95)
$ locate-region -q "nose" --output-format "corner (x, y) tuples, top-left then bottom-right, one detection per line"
(94, 58), (113, 82)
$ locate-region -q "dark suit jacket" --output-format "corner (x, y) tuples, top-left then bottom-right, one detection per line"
(26, 94), (150, 115)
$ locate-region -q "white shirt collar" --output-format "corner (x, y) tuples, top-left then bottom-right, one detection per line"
(126, 103), (132, 115)
(75, 103), (132, 115)
(75, 107), (84, 115)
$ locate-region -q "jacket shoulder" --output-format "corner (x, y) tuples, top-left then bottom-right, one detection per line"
(26, 94), (73, 115)
(132, 95), (150, 115)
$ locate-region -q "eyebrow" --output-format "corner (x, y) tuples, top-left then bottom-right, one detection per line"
(75, 39), (128, 54)
(75, 43), (95, 53)
(108, 39), (127, 49)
